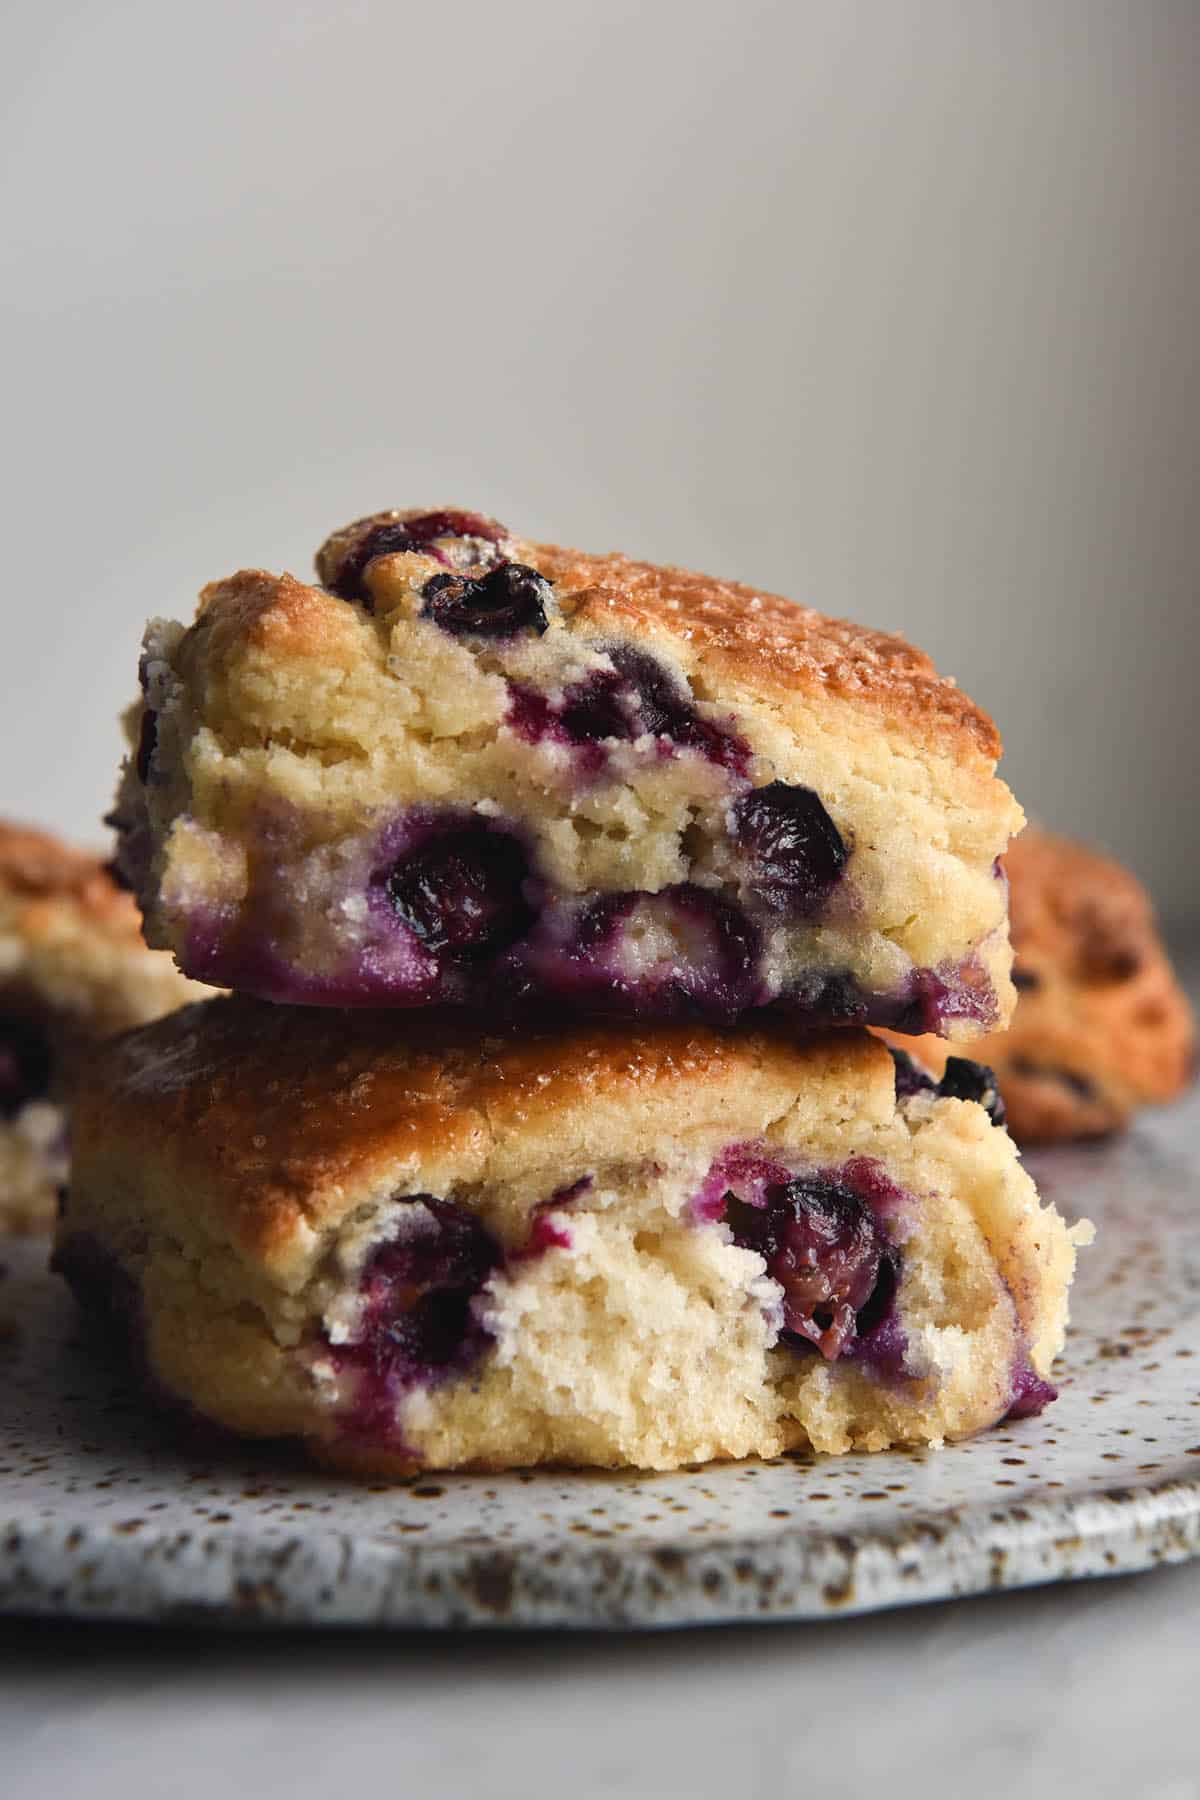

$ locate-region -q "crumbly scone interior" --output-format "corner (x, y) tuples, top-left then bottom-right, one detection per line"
(62, 1067), (1087, 1470)
(117, 538), (1021, 1031)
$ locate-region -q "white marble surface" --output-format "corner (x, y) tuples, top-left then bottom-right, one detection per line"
(3, 1559), (1200, 1800)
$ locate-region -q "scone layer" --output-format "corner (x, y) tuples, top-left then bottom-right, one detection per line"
(112, 509), (1023, 1037)
(57, 1001), (1088, 1473)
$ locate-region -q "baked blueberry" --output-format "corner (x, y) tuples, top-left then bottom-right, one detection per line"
(937, 1056), (1006, 1127)
(724, 1173), (897, 1360)
(512, 645), (749, 772)
(322, 509), (507, 606)
(605, 646), (749, 772)
(888, 1045), (937, 1101)
(524, 884), (762, 1022)
(1006, 1362), (1058, 1419)
(328, 1197), (500, 1437)
(733, 782), (848, 915)
(421, 563), (551, 639)
(383, 821), (534, 959)
(557, 669), (630, 744)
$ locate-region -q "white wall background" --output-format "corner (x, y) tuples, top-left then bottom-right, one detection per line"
(1, 0), (1197, 919)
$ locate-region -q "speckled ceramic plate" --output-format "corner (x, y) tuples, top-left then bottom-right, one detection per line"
(2, 1112), (1200, 1630)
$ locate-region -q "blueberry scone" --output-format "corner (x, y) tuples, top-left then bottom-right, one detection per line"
(884, 828), (1194, 1143)
(0, 820), (204, 1233)
(56, 998), (1088, 1472)
(111, 508), (1023, 1035)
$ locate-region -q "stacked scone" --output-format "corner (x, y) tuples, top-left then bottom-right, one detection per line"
(57, 509), (1091, 1472)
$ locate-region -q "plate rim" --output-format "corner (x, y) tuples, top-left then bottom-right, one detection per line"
(4, 1465), (1200, 1630)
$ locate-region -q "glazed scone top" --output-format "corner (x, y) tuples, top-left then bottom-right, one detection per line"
(73, 998), (899, 1270)
(307, 508), (1003, 762)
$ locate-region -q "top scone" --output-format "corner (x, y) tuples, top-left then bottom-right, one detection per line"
(111, 508), (1023, 1035)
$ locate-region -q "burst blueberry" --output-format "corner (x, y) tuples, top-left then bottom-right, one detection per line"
(325, 510), (506, 606)
(608, 646), (749, 771)
(327, 1197), (500, 1438)
(421, 562), (551, 639)
(557, 669), (630, 743)
(555, 885), (761, 1021)
(888, 1045), (937, 1101)
(732, 782), (848, 914)
(937, 1056), (1007, 1127)
(384, 820), (534, 959)
(1007, 1361), (1058, 1419)
(607, 646), (689, 739)
(724, 1174), (896, 1359)
(659, 885), (761, 1018)
(547, 644), (748, 772)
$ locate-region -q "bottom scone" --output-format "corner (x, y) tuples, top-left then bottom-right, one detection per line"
(56, 1000), (1090, 1473)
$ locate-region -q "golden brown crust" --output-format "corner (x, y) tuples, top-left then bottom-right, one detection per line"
(71, 997), (887, 1264)
(883, 828), (1195, 1142)
(191, 569), (366, 672)
(528, 543), (1002, 760)
(306, 509), (1002, 761)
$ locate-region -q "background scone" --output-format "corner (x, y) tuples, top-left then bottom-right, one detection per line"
(884, 828), (1194, 1143)
(0, 820), (205, 1233)
(112, 507), (1023, 1036)
(58, 1000), (1089, 1474)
